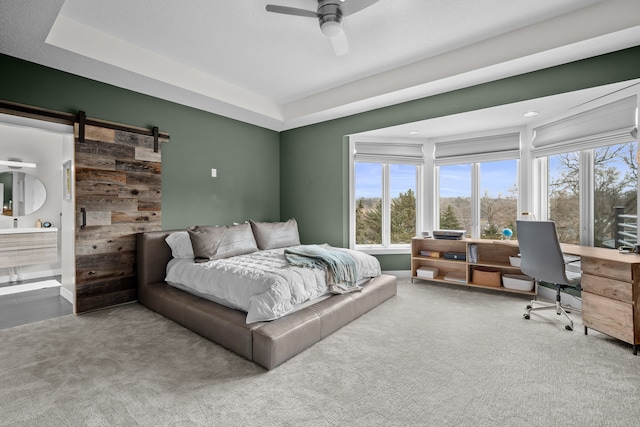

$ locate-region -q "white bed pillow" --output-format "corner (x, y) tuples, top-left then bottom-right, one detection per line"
(165, 231), (195, 259)
(250, 219), (300, 250)
(188, 223), (258, 262)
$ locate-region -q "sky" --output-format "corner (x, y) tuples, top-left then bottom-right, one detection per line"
(356, 160), (518, 200)
(356, 142), (637, 201)
(355, 163), (416, 199)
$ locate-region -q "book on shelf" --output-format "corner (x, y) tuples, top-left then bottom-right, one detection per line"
(443, 272), (466, 284)
(420, 250), (443, 258)
(467, 244), (478, 264)
(444, 252), (466, 261)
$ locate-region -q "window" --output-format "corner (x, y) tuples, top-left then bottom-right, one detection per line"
(350, 93), (638, 251)
(354, 163), (382, 245)
(480, 160), (518, 239)
(437, 160), (518, 239)
(389, 164), (418, 244)
(533, 95), (638, 246)
(543, 143), (637, 246)
(594, 143), (637, 248)
(351, 141), (423, 252)
(435, 132), (521, 238)
(547, 152), (580, 244)
(438, 164), (471, 234)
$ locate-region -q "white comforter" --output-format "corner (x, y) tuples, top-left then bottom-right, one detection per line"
(165, 246), (381, 323)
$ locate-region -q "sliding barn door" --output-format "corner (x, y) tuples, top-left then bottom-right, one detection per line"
(74, 123), (163, 313)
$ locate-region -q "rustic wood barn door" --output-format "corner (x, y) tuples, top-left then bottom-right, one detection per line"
(74, 122), (163, 313)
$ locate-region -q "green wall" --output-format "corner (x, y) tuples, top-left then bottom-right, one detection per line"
(2, 46), (640, 272)
(280, 46), (640, 270)
(0, 54), (280, 228)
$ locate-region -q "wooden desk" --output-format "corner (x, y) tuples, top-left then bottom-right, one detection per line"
(560, 243), (639, 355)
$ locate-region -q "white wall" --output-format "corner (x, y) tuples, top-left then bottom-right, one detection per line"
(60, 133), (75, 305)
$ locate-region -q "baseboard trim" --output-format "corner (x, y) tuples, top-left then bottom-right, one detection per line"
(382, 270), (411, 278)
(0, 269), (61, 284)
(59, 286), (74, 305)
(386, 270), (583, 309)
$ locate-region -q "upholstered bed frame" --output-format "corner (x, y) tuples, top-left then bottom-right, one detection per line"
(136, 230), (398, 370)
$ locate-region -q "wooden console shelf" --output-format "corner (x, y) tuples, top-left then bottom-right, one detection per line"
(411, 237), (533, 295)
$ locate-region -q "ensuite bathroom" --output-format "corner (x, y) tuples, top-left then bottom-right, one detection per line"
(0, 113), (76, 328)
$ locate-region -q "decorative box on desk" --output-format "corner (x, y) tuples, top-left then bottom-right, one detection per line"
(416, 266), (438, 279)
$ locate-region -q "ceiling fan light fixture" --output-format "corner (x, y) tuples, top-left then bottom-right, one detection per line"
(321, 20), (342, 37)
(266, 0), (380, 55)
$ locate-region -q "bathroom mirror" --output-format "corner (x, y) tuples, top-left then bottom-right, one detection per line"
(0, 171), (47, 216)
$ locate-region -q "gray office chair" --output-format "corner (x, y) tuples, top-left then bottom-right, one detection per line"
(516, 220), (581, 331)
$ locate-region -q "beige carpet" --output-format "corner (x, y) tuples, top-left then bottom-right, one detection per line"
(1, 278), (639, 426)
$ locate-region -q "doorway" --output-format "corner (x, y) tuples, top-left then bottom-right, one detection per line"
(0, 113), (75, 326)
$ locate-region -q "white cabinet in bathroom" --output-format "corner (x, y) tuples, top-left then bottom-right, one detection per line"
(0, 228), (58, 268)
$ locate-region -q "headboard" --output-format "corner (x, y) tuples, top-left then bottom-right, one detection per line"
(136, 229), (177, 287)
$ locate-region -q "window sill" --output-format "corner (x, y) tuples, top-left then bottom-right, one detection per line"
(355, 246), (411, 255)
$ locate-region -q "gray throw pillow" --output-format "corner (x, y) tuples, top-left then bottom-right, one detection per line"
(165, 231), (195, 259)
(187, 225), (226, 262)
(250, 219), (300, 250)
(187, 223), (258, 262)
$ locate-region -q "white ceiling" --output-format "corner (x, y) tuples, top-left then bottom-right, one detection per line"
(1, 0), (639, 132)
(356, 79), (640, 140)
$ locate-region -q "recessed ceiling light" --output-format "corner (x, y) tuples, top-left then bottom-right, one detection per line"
(409, 130), (420, 135)
(524, 111), (539, 117)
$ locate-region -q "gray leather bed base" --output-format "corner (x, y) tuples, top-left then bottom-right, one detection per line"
(136, 230), (397, 370)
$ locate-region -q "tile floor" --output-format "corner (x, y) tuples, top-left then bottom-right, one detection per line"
(0, 277), (73, 330)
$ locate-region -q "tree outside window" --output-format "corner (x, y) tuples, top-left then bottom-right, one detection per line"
(439, 164), (471, 235)
(480, 160), (518, 239)
(355, 163), (417, 247)
(547, 142), (637, 246)
(438, 160), (518, 238)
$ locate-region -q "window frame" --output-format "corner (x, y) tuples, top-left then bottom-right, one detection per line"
(349, 138), (424, 254)
(436, 159), (520, 239)
(433, 128), (523, 239)
(538, 141), (637, 247)
(530, 91), (639, 246)
(348, 87), (639, 254)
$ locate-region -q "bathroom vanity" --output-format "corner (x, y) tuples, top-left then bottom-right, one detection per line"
(0, 228), (58, 269)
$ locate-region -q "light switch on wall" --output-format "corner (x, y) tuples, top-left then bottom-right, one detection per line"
(211, 168), (217, 178)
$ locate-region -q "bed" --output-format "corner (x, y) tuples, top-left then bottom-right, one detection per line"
(136, 220), (397, 370)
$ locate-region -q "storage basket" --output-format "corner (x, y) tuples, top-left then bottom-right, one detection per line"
(472, 266), (502, 287)
(503, 274), (534, 291)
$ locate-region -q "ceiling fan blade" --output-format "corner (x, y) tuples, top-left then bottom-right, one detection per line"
(329, 31), (349, 56)
(340, 0), (380, 16)
(265, 5), (318, 18)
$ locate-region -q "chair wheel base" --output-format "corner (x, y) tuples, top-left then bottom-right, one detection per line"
(565, 325), (573, 331)
(523, 313), (530, 319)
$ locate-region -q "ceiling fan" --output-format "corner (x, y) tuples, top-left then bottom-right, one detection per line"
(266, 0), (380, 56)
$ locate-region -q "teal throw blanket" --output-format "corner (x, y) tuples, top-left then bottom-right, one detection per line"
(284, 244), (361, 292)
